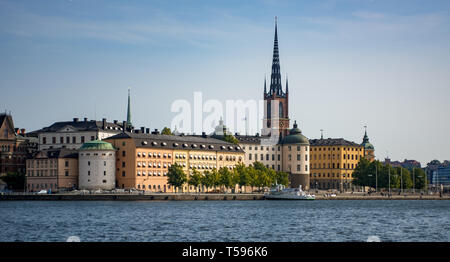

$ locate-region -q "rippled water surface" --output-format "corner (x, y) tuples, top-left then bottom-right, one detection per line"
(0, 200), (449, 242)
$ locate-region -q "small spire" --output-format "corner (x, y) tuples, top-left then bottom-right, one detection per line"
(126, 87), (132, 130)
(264, 76), (267, 94)
(286, 74), (289, 93)
(320, 129), (324, 139)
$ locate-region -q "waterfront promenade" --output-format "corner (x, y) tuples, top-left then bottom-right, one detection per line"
(0, 192), (448, 201)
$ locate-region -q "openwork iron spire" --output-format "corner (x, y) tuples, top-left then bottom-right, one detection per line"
(268, 16), (285, 97)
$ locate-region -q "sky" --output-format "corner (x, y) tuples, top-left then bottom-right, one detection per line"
(1, 0), (450, 166)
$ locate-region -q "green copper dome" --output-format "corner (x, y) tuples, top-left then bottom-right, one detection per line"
(282, 121), (309, 145)
(361, 130), (374, 150)
(79, 140), (115, 151)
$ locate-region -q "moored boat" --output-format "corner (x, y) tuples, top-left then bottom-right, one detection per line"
(264, 184), (315, 200)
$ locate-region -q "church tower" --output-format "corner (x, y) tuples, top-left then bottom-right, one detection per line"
(263, 17), (289, 138)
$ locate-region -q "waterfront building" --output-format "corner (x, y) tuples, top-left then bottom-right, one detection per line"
(78, 140), (116, 190)
(25, 148), (78, 192)
(35, 117), (125, 151)
(432, 166), (450, 188)
(104, 131), (244, 192)
(309, 138), (364, 191)
(0, 113), (38, 176)
(360, 127), (375, 161)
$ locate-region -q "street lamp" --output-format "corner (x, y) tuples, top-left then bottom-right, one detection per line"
(412, 168), (415, 194)
(388, 165), (391, 196)
(400, 168), (403, 195)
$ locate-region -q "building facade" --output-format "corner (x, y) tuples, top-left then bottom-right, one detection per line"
(36, 118), (125, 150)
(0, 113), (37, 177)
(104, 131), (245, 192)
(25, 148), (78, 192)
(309, 138), (364, 191)
(78, 140), (116, 190)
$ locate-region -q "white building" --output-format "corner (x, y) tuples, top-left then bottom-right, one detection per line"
(78, 140), (116, 190)
(36, 118), (125, 150)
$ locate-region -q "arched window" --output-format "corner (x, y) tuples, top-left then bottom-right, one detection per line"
(279, 102), (283, 117)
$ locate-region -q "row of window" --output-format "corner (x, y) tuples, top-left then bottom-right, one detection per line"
(313, 147), (362, 152)
(244, 145), (309, 152)
(27, 170), (70, 177)
(137, 162), (171, 168)
(312, 154), (360, 160)
(312, 163), (355, 169)
(249, 153), (308, 162)
(137, 152), (171, 158)
(42, 135), (96, 145)
(311, 173), (352, 178)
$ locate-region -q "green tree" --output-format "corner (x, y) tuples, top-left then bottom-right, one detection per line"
(167, 163), (187, 193)
(218, 167), (234, 193)
(188, 169), (202, 192)
(275, 171), (289, 187)
(412, 168), (427, 190)
(234, 163), (250, 193)
(223, 133), (239, 145)
(1, 172), (25, 190)
(201, 171), (213, 192)
(352, 158), (371, 189)
(161, 127), (173, 135)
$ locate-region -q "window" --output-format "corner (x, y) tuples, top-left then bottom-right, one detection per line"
(266, 154), (269, 161)
(88, 171), (91, 176)
(81, 136), (85, 143)
(122, 171), (125, 177)
(88, 161), (90, 166)
(60, 137), (64, 144)
(65, 161), (69, 167)
(43, 137), (47, 144)
(65, 171), (69, 177)
(91, 136), (95, 141)
(104, 161), (106, 166)
(297, 165), (301, 171)
(122, 151), (126, 157)
(72, 137), (76, 144)
(66, 137), (70, 144)
(249, 154), (252, 160)
(305, 165), (308, 171)
(272, 154), (275, 161)
(297, 146), (301, 151)
(52, 137), (56, 144)
(278, 155), (280, 161)
(260, 154), (263, 161)
(297, 154), (301, 161)
(305, 155), (308, 161)
(103, 180), (107, 183)
(104, 171), (106, 176)
(288, 154), (291, 161)
(122, 162), (125, 167)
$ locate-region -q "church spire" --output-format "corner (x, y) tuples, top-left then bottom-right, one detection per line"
(286, 74), (289, 94)
(264, 76), (267, 94)
(126, 87), (132, 130)
(269, 16), (284, 97)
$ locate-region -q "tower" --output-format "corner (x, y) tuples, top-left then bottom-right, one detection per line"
(263, 17), (289, 138)
(361, 126), (375, 161)
(126, 88), (133, 131)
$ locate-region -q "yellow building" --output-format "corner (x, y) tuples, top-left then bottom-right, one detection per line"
(309, 138), (364, 191)
(105, 131), (244, 192)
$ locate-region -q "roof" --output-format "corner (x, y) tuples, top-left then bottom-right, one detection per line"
(32, 148), (79, 159)
(105, 132), (244, 153)
(281, 122), (309, 145)
(80, 140), (115, 151)
(235, 135), (270, 144)
(35, 119), (124, 133)
(310, 138), (362, 147)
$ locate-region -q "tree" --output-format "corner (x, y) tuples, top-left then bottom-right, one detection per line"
(412, 168), (427, 190)
(275, 171), (289, 187)
(352, 158), (371, 189)
(167, 163), (187, 193)
(1, 172), (25, 190)
(223, 134), (239, 145)
(218, 167), (234, 193)
(234, 163), (250, 193)
(201, 171), (213, 192)
(161, 127), (173, 135)
(188, 169), (202, 192)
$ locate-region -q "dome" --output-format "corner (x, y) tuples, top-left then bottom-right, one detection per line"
(79, 140), (115, 151)
(361, 131), (374, 150)
(282, 121), (309, 145)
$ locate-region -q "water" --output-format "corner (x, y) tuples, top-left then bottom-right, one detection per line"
(0, 200), (449, 242)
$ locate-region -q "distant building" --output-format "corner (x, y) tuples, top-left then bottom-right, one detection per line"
(384, 158), (421, 170)
(35, 117), (125, 150)
(25, 148), (78, 192)
(309, 138), (365, 191)
(0, 113), (38, 176)
(425, 160), (450, 184)
(432, 166), (450, 187)
(78, 140), (116, 190)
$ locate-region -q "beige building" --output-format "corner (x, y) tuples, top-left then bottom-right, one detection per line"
(105, 131), (245, 192)
(26, 148), (78, 192)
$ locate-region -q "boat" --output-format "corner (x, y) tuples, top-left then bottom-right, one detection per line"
(264, 184), (315, 200)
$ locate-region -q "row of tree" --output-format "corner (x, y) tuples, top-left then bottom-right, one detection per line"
(352, 158), (427, 191)
(167, 161), (289, 193)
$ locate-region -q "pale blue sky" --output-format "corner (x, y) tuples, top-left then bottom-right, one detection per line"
(1, 0), (450, 165)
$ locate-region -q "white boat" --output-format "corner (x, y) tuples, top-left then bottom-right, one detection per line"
(265, 184), (315, 200)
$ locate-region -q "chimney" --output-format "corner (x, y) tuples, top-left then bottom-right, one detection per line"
(141, 127), (145, 133)
(84, 117), (88, 122)
(113, 120), (118, 124)
(20, 128), (25, 134)
(122, 121), (127, 132)
(102, 118), (106, 129)
(202, 132), (207, 138)
(146, 128), (150, 134)
(73, 118), (79, 122)
(15, 128), (19, 134)
(151, 129), (160, 135)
